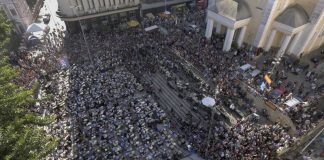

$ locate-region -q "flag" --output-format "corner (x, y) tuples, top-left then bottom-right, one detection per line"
(260, 82), (266, 91)
(264, 74), (272, 85)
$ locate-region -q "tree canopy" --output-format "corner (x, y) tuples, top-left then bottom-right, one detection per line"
(0, 9), (57, 160)
(0, 9), (12, 52)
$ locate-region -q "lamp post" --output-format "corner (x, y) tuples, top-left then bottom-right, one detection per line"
(164, 0), (170, 15)
(70, 6), (92, 64)
(202, 97), (216, 157)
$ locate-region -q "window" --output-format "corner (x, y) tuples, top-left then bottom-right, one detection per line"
(10, 8), (17, 16)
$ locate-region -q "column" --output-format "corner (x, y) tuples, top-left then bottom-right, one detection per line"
(82, 0), (90, 12)
(216, 23), (222, 34)
(89, 0), (94, 9)
(264, 29), (277, 51)
(288, 32), (302, 54)
(94, 0), (100, 11)
(70, 0), (77, 7)
(276, 34), (292, 58)
(223, 28), (235, 51)
(205, 19), (214, 39)
(105, 0), (110, 8)
(295, 0), (324, 56)
(100, 0), (105, 7)
(77, 0), (84, 10)
(253, 0), (278, 47)
(110, 0), (115, 6)
(237, 26), (247, 47)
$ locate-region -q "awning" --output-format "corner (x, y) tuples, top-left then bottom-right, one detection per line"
(158, 11), (171, 17)
(164, 10), (171, 15)
(250, 69), (261, 77)
(284, 97), (302, 107)
(127, 20), (139, 28)
(240, 64), (252, 71)
(145, 25), (159, 32)
(145, 13), (155, 19)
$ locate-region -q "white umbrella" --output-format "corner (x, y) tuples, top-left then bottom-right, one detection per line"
(26, 23), (45, 33)
(164, 10), (171, 15)
(202, 97), (216, 107)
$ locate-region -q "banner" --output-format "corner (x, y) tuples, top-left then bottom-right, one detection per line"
(264, 74), (272, 85)
(260, 82), (266, 91)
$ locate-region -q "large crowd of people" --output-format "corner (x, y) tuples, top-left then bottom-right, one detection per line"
(15, 8), (323, 159)
(205, 119), (294, 159)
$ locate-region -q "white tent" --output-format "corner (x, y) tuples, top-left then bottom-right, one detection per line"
(26, 23), (45, 33)
(239, 64), (252, 71)
(145, 25), (159, 32)
(202, 97), (216, 107)
(145, 13), (155, 19)
(284, 97), (302, 107)
(250, 69), (261, 77)
(164, 10), (171, 15)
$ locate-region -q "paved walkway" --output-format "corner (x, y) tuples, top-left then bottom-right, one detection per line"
(147, 73), (207, 126)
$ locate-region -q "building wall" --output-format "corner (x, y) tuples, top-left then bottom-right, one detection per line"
(290, 0), (324, 56)
(207, 0), (323, 57)
(243, 0), (322, 55)
(0, 0), (33, 33)
(304, 13), (324, 52)
(241, 0), (265, 45)
(57, 0), (140, 18)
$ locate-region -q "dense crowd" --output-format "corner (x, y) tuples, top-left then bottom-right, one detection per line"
(285, 103), (323, 137)
(16, 8), (324, 160)
(14, 28), (64, 89)
(205, 119), (294, 159)
(67, 65), (180, 159)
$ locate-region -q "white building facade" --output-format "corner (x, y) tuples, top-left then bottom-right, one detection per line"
(57, 0), (140, 20)
(58, 0), (195, 32)
(205, 0), (324, 58)
(0, 0), (33, 33)
(57, 0), (140, 32)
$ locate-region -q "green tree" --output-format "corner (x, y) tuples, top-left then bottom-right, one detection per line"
(0, 9), (12, 52)
(0, 9), (57, 160)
